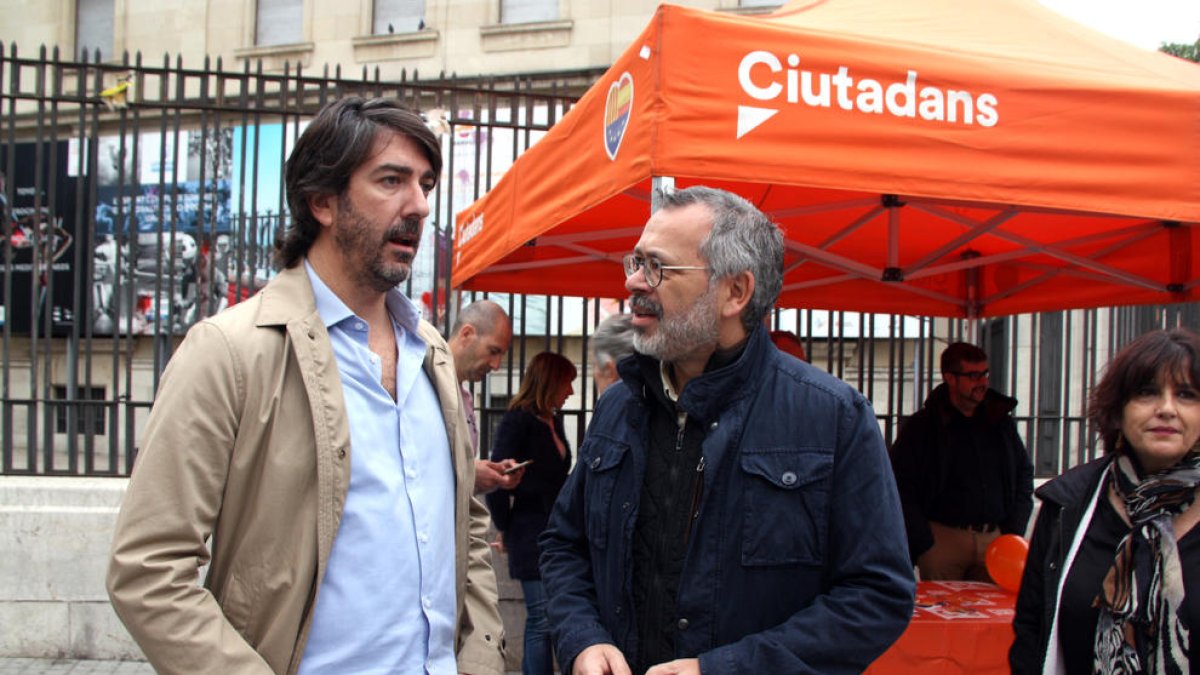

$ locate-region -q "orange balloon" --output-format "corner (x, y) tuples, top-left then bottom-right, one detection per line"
(985, 534), (1029, 592)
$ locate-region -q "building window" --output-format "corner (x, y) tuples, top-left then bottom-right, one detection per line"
(76, 0), (114, 60)
(256, 0), (303, 46)
(374, 0), (425, 34)
(501, 0), (557, 24)
(53, 385), (107, 436)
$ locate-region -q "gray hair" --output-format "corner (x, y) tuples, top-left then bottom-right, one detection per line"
(591, 313), (636, 366)
(452, 299), (509, 336)
(659, 186), (783, 332)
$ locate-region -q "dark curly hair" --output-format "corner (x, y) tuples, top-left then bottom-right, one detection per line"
(274, 96), (441, 269)
(1088, 328), (1200, 455)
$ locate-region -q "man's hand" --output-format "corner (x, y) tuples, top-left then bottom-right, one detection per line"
(473, 459), (525, 494)
(572, 643), (632, 675)
(490, 531), (506, 554)
(645, 658), (700, 675)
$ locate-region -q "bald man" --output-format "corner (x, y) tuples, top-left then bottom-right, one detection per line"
(448, 300), (525, 493)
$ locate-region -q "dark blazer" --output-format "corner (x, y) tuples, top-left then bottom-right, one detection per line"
(485, 407), (572, 580)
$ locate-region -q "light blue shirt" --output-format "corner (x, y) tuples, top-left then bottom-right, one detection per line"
(298, 262), (457, 675)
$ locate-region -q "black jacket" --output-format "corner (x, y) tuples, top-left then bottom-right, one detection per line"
(486, 407), (572, 580)
(890, 383), (1034, 563)
(1009, 457), (1111, 674)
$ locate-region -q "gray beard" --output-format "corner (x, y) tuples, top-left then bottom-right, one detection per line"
(632, 284), (720, 364)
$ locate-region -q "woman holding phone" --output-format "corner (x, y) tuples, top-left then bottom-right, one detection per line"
(486, 351), (576, 675)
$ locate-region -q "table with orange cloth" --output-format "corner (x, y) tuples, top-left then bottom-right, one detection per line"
(865, 580), (1016, 674)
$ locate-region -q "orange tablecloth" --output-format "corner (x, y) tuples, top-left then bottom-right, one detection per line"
(865, 581), (1016, 674)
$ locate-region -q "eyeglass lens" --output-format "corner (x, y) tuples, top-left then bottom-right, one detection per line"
(955, 370), (989, 381)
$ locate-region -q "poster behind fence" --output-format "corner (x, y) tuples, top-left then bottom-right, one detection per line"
(79, 129), (235, 335)
(0, 141), (81, 336)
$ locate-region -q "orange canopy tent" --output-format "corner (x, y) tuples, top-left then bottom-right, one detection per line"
(452, 0), (1200, 318)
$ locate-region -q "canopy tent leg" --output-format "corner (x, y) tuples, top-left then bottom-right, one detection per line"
(651, 176), (676, 213)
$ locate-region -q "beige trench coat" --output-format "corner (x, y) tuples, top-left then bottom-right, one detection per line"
(106, 263), (505, 675)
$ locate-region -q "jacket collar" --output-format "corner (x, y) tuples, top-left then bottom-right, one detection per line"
(619, 325), (770, 423)
(923, 381), (1018, 424)
(1036, 455), (1113, 508)
(254, 263), (319, 328)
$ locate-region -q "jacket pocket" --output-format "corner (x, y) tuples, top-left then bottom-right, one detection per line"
(581, 439), (629, 551)
(216, 569), (256, 636)
(739, 448), (832, 566)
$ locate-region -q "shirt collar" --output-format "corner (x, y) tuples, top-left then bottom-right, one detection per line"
(659, 361), (681, 403)
(303, 259), (423, 334)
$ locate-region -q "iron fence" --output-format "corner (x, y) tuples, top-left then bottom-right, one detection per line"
(1, 44), (1195, 478)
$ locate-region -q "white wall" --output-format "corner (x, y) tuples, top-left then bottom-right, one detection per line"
(0, 476), (142, 660)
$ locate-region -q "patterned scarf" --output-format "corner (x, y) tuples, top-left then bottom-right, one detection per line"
(1093, 449), (1200, 675)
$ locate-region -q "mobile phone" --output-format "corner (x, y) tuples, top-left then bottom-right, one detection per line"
(503, 459), (534, 475)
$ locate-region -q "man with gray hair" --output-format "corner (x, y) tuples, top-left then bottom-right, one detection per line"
(590, 313), (635, 396)
(540, 185), (914, 674)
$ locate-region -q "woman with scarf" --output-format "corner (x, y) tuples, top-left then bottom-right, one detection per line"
(485, 352), (576, 675)
(1011, 327), (1200, 674)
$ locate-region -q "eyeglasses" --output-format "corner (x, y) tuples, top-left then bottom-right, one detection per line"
(950, 369), (989, 381)
(622, 254), (708, 288)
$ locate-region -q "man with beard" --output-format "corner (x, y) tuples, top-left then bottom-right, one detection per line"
(890, 342), (1033, 581)
(106, 97), (506, 675)
(539, 186), (915, 675)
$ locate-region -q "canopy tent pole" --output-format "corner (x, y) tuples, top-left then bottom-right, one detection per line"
(651, 176), (675, 214)
(963, 250), (981, 343)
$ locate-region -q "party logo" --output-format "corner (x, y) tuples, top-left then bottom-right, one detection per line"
(603, 72), (634, 160)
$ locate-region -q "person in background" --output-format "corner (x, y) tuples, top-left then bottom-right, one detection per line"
(1011, 328), (1200, 675)
(890, 341), (1034, 581)
(769, 329), (807, 362)
(486, 351), (577, 675)
(448, 299), (526, 493)
(106, 97), (505, 675)
(539, 185), (914, 675)
(591, 313), (635, 396)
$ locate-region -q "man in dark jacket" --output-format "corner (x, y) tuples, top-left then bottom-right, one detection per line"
(890, 342), (1034, 581)
(539, 185), (915, 675)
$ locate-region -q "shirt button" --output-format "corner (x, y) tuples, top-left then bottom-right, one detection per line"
(709, 421), (718, 430)
(423, 597), (432, 609)
(337, 447), (347, 459)
(677, 618), (689, 631)
(356, 322), (366, 331)
(419, 532), (429, 543)
(781, 471), (797, 486)
(590, 457), (601, 469)
(406, 468), (417, 479)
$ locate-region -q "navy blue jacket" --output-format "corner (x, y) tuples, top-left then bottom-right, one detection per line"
(539, 327), (915, 674)
(486, 407), (572, 580)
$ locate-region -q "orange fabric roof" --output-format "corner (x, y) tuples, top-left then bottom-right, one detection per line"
(452, 0), (1200, 318)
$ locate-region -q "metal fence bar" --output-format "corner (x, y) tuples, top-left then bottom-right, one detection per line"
(0, 44), (1195, 478)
